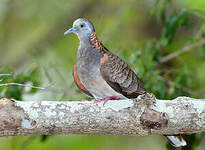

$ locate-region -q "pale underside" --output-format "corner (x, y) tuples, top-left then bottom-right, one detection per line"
(83, 69), (127, 99)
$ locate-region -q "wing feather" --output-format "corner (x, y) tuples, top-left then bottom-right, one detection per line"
(100, 53), (146, 99)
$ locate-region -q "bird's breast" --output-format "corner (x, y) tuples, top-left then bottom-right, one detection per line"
(77, 58), (125, 99)
(76, 43), (125, 99)
(77, 43), (103, 79)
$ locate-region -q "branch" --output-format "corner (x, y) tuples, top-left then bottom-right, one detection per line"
(159, 39), (205, 64)
(0, 95), (205, 137)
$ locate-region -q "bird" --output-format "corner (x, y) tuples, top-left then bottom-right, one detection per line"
(64, 18), (187, 147)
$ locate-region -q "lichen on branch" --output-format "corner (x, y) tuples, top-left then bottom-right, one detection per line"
(0, 96), (204, 137)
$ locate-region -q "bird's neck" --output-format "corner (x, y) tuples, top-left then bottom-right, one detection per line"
(77, 40), (103, 60)
(77, 32), (94, 58)
(77, 32), (103, 73)
(77, 34), (90, 44)
(77, 32), (110, 60)
(77, 32), (96, 45)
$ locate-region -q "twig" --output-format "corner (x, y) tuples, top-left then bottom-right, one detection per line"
(159, 39), (205, 64)
(157, 75), (199, 97)
(0, 81), (75, 95)
(0, 74), (12, 77)
(0, 83), (51, 90)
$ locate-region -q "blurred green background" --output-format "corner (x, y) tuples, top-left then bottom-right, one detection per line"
(1, 0), (205, 149)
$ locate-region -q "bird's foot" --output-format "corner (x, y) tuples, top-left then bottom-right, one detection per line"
(94, 96), (120, 106)
(81, 99), (87, 102)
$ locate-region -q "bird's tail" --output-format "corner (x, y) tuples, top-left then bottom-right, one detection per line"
(165, 135), (187, 147)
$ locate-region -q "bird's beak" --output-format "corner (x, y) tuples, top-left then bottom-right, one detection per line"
(64, 27), (78, 36)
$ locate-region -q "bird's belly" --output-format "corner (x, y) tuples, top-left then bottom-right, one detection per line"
(85, 74), (126, 99)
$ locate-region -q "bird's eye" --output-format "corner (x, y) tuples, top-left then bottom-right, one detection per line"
(80, 24), (84, 28)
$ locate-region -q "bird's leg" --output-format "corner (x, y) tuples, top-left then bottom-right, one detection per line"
(94, 96), (120, 105)
(81, 99), (87, 102)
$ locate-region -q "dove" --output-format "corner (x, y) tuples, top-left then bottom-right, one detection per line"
(64, 18), (187, 147)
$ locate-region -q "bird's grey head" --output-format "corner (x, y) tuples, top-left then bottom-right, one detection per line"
(64, 18), (95, 42)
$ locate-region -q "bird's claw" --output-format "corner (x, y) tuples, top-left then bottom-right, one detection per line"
(94, 96), (120, 106)
(81, 99), (87, 102)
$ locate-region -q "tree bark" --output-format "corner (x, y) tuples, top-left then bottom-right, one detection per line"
(0, 95), (205, 137)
